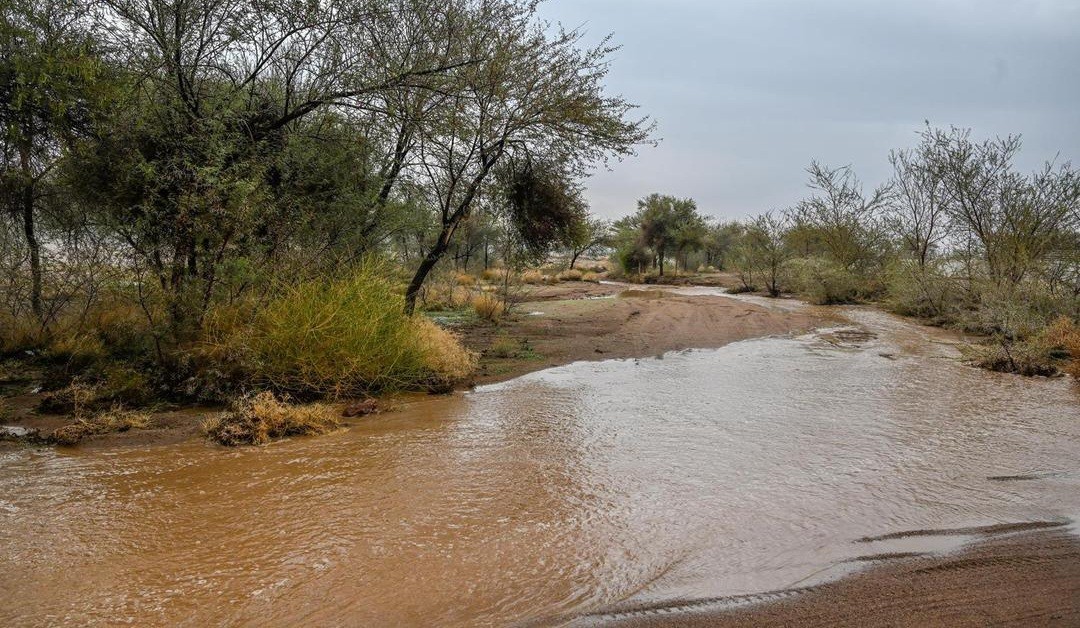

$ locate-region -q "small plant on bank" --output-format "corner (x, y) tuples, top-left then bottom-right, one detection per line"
(49, 406), (152, 446)
(203, 391), (340, 446)
(489, 334), (519, 358)
(520, 270), (545, 285)
(472, 293), (506, 322)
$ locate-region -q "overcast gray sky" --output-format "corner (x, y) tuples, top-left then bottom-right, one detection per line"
(536, 0), (1080, 221)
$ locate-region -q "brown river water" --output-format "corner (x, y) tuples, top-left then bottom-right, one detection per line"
(1, 293), (1079, 626)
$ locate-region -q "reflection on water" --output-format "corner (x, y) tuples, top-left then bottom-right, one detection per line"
(1, 305), (1078, 627)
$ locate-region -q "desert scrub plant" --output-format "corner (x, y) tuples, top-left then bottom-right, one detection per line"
(203, 391), (339, 446)
(38, 380), (99, 414)
(520, 269), (545, 284)
(1043, 316), (1080, 378)
(472, 293), (505, 322)
(455, 273), (477, 287)
(782, 257), (860, 305)
(480, 268), (504, 282)
(488, 334), (519, 358)
(204, 263), (477, 397)
(961, 339), (1060, 377)
(49, 406), (152, 446)
(883, 261), (958, 321)
(557, 268), (583, 281)
(580, 271), (601, 283)
(412, 318), (477, 391)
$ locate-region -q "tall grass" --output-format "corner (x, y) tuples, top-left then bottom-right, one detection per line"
(205, 262), (476, 397)
(472, 293), (505, 321)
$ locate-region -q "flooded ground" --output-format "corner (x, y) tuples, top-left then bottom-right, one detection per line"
(1, 295), (1078, 626)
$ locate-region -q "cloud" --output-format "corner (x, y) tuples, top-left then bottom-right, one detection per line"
(539, 0), (1080, 220)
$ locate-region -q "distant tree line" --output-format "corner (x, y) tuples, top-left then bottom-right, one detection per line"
(611, 126), (1080, 375)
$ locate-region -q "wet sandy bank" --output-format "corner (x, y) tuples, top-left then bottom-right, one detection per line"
(572, 526), (1080, 627)
(464, 281), (829, 385)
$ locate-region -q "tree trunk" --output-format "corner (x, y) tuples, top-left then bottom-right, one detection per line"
(405, 231), (452, 315)
(21, 180), (43, 323)
(570, 250), (580, 269)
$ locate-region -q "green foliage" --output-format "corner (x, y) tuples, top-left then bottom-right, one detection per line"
(883, 261), (957, 321)
(781, 257), (861, 305)
(204, 262), (476, 398)
(505, 163), (588, 263)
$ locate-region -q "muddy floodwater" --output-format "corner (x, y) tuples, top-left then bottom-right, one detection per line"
(2, 296), (1079, 626)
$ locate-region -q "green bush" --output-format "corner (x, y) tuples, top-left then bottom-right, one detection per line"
(782, 257), (861, 305)
(203, 262), (476, 397)
(883, 261), (958, 320)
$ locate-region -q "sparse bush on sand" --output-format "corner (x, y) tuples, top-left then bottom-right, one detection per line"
(472, 293), (505, 322)
(203, 391), (339, 446)
(49, 406), (152, 446)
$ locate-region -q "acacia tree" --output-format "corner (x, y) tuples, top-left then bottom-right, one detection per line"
(565, 217), (611, 269)
(792, 161), (890, 271)
(0, 0), (105, 326)
(402, 4), (652, 312)
(69, 0), (472, 346)
(887, 134), (948, 269)
(745, 211), (790, 297)
(923, 127), (1080, 289)
(636, 193), (699, 276)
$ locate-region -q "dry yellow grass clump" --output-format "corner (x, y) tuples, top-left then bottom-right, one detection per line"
(557, 268), (584, 281)
(203, 391), (340, 446)
(480, 268), (504, 282)
(472, 293), (505, 322)
(1044, 316), (1080, 377)
(520, 269), (545, 284)
(412, 318), (478, 388)
(455, 273), (476, 287)
(50, 407), (152, 446)
(580, 271), (601, 283)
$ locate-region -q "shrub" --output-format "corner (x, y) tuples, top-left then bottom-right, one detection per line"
(962, 339), (1059, 377)
(489, 334), (519, 358)
(884, 262), (957, 320)
(480, 268), (504, 282)
(38, 380), (99, 414)
(204, 262), (477, 397)
(203, 391), (339, 446)
(45, 332), (106, 364)
(1043, 316), (1080, 378)
(558, 268), (584, 281)
(783, 257), (860, 305)
(455, 273), (476, 287)
(472, 293), (505, 322)
(581, 271), (601, 283)
(411, 318), (477, 391)
(521, 270), (545, 284)
(49, 406), (152, 446)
